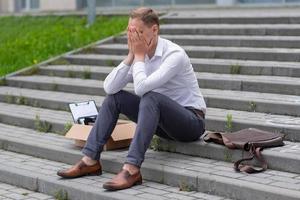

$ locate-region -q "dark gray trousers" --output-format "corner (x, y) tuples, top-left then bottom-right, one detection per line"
(82, 90), (205, 167)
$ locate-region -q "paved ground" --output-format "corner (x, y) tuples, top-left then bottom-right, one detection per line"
(0, 149), (230, 200)
(0, 182), (54, 200)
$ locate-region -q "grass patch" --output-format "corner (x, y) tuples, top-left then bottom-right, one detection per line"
(225, 113), (233, 133)
(34, 114), (52, 133)
(224, 149), (233, 162)
(15, 95), (28, 105)
(5, 93), (14, 104)
(20, 66), (39, 76)
(49, 58), (70, 65)
(0, 78), (7, 86)
(83, 68), (91, 79)
(150, 135), (161, 151)
(0, 15), (128, 77)
(51, 83), (58, 91)
(60, 122), (73, 136)
(230, 64), (241, 74)
(80, 47), (94, 54)
(54, 189), (69, 200)
(67, 70), (75, 78)
(179, 180), (194, 192)
(4, 93), (29, 105)
(33, 100), (40, 108)
(106, 59), (115, 67)
(249, 101), (257, 112)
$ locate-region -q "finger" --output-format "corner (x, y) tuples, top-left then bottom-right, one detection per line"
(129, 33), (134, 43)
(140, 34), (149, 46)
(132, 30), (141, 40)
(131, 27), (136, 32)
(129, 32), (135, 42)
(127, 32), (130, 41)
(130, 33), (137, 43)
(132, 32), (139, 42)
(133, 30), (139, 39)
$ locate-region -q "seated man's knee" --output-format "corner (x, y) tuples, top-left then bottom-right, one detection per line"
(140, 91), (161, 107)
(142, 91), (161, 100)
(103, 90), (124, 106)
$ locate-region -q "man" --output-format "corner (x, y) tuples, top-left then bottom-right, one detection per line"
(57, 7), (206, 191)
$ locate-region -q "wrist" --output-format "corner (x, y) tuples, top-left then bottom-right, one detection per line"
(134, 54), (145, 62)
(124, 53), (134, 66)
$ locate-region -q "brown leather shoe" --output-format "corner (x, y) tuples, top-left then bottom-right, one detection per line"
(57, 160), (102, 178)
(103, 169), (142, 191)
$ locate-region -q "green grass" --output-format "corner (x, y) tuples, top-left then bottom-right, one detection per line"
(0, 15), (128, 77)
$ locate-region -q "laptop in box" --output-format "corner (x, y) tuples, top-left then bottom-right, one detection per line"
(66, 100), (136, 150)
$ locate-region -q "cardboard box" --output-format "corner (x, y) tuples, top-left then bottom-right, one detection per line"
(65, 120), (136, 151)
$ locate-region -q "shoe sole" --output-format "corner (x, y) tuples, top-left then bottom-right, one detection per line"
(103, 179), (143, 191)
(57, 170), (102, 179)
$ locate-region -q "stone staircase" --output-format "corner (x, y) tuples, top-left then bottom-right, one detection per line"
(1, 11), (300, 200)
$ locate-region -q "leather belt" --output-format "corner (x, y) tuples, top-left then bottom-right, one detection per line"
(186, 107), (205, 119)
(193, 109), (205, 119)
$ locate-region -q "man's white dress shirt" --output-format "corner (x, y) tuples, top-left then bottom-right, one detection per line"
(103, 37), (207, 113)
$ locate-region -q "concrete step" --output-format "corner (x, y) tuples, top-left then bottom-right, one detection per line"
(64, 54), (300, 77)
(162, 15), (300, 24)
(6, 75), (115, 96)
(10, 72), (300, 97)
(1, 83), (300, 119)
(39, 65), (112, 80)
(165, 35), (300, 48)
(0, 97), (299, 141)
(195, 72), (300, 96)
(157, 137), (300, 175)
(0, 86), (104, 111)
(203, 89), (300, 117)
(0, 83), (299, 123)
(1, 82), (300, 119)
(0, 101), (72, 134)
(38, 65), (113, 79)
(0, 126), (300, 200)
(30, 66), (300, 116)
(159, 24), (300, 36)
(0, 181), (55, 200)
(206, 107), (300, 142)
(1, 121), (300, 175)
(93, 44), (300, 62)
(0, 150), (229, 200)
(5, 73), (300, 112)
(63, 54), (124, 66)
(113, 35), (300, 48)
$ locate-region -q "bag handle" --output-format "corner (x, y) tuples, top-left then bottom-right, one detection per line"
(234, 146), (267, 173)
(203, 132), (224, 145)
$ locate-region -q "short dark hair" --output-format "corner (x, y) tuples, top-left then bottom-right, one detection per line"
(130, 7), (159, 27)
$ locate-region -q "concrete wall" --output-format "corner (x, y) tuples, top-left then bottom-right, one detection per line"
(40, 0), (77, 11)
(0, 0), (15, 13)
(0, 0), (78, 13)
(216, 0), (237, 5)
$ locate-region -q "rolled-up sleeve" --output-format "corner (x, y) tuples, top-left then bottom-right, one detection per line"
(132, 50), (184, 96)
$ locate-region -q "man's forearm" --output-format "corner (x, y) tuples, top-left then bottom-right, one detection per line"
(123, 53), (135, 66)
(103, 62), (132, 94)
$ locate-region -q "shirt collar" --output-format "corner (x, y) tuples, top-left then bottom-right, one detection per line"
(154, 36), (163, 58)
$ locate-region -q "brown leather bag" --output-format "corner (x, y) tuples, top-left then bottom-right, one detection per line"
(203, 128), (284, 173)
